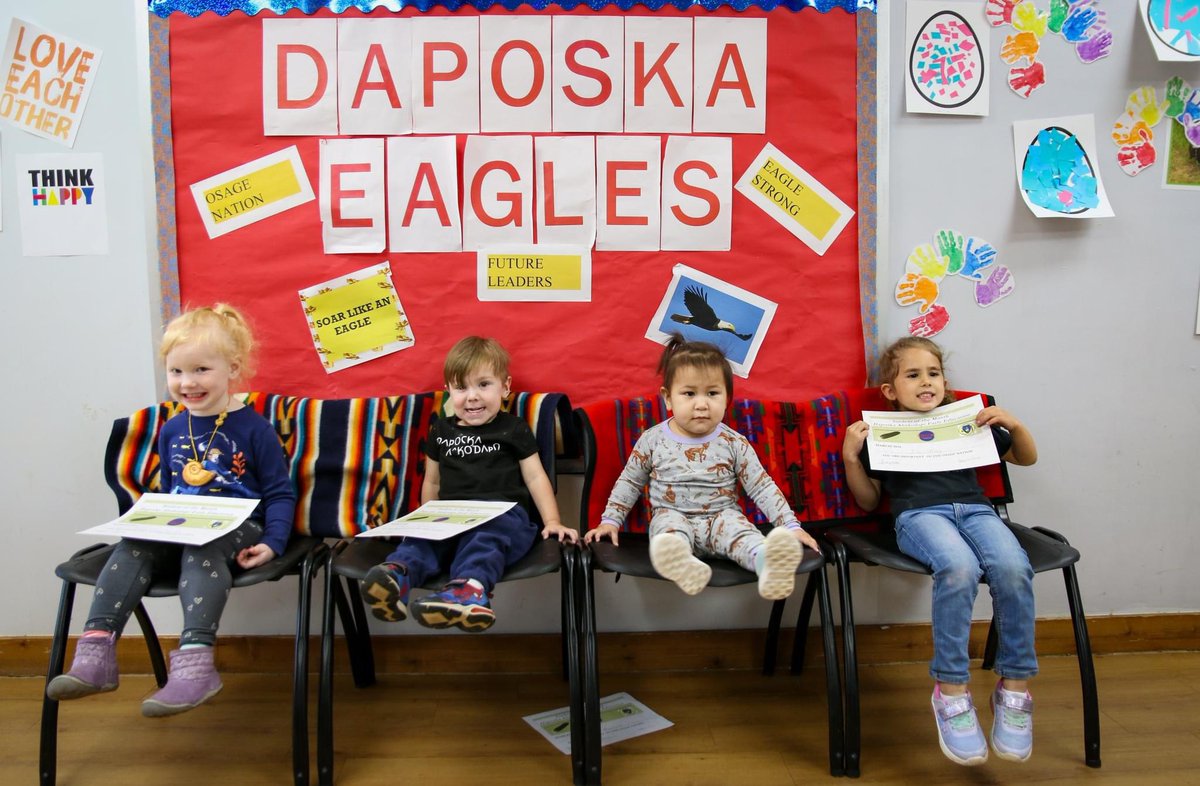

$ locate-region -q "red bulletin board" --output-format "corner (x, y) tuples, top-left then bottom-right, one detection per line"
(161, 6), (868, 403)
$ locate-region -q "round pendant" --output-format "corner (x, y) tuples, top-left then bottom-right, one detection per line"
(181, 459), (216, 486)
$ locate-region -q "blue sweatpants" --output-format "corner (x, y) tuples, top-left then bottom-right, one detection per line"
(383, 506), (539, 592)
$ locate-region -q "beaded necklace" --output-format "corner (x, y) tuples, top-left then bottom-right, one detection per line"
(181, 410), (228, 486)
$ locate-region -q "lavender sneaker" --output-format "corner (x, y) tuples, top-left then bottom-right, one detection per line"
(141, 647), (223, 717)
(990, 680), (1034, 762)
(931, 685), (988, 766)
(46, 633), (119, 701)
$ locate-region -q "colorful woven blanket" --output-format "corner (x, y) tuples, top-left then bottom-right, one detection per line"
(104, 391), (575, 539)
(580, 389), (1009, 534)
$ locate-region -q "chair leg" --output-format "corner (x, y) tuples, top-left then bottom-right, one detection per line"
(578, 548), (602, 786)
(1063, 563), (1102, 768)
(763, 599), (786, 676)
(832, 542), (861, 778)
(790, 571), (819, 675)
(131, 603), (167, 686)
(561, 560), (571, 683)
(40, 579), (76, 786)
(816, 566), (846, 777)
(563, 546), (587, 786)
(291, 550), (317, 786)
(981, 617), (998, 671)
(318, 552), (339, 786)
(343, 578), (377, 687)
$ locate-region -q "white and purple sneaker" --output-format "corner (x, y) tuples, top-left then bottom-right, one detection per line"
(931, 685), (988, 766)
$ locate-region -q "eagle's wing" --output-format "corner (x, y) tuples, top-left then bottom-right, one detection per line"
(683, 287), (718, 326)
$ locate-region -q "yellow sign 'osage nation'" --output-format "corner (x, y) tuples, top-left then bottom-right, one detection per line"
(190, 145), (315, 238)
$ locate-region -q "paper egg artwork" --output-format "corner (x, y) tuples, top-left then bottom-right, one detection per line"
(1019, 126), (1100, 214)
(1145, 0), (1200, 58)
(908, 9), (986, 113)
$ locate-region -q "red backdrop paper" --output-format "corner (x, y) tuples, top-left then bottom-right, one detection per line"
(167, 7), (865, 403)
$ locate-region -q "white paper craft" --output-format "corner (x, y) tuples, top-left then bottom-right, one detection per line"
(17, 151), (108, 256)
(1138, 0), (1200, 62)
(1012, 114), (1114, 219)
(79, 493), (260, 547)
(355, 500), (516, 541)
(904, 1), (990, 117)
(0, 18), (102, 147)
(523, 692), (673, 755)
(863, 395), (1000, 473)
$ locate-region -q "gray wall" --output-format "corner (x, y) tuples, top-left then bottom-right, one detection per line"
(0, 1), (1194, 642)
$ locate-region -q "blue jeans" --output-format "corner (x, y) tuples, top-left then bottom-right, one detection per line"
(894, 503), (1038, 685)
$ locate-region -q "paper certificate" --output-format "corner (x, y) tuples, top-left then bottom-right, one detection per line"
(523, 692), (673, 755)
(79, 493), (260, 546)
(863, 395), (999, 473)
(356, 500), (516, 541)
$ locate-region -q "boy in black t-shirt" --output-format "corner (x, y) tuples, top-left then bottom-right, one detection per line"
(362, 337), (578, 631)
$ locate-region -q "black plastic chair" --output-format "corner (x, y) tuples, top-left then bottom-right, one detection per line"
(41, 537), (325, 786)
(815, 393), (1100, 777)
(573, 407), (845, 785)
(315, 392), (588, 785)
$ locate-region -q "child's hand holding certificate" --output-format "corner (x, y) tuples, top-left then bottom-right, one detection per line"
(863, 395), (1000, 473)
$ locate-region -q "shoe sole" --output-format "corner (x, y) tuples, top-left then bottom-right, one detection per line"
(411, 600), (494, 631)
(931, 694), (988, 766)
(45, 675), (118, 701)
(649, 534), (712, 595)
(758, 528), (803, 600)
(362, 568), (409, 623)
(141, 683), (223, 718)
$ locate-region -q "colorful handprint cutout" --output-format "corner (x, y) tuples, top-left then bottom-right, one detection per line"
(898, 232), (1009, 337)
(1109, 79), (1200, 176)
(991, 0), (1113, 99)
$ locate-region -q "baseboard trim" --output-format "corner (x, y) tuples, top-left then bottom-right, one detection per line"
(3, 612), (1196, 677)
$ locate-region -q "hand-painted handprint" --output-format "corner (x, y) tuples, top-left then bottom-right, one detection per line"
(1062, 2), (1104, 42)
(1000, 32), (1040, 65)
(1012, 0), (1050, 37)
(1125, 86), (1168, 128)
(1048, 0), (1070, 33)
(1009, 61), (1046, 99)
(985, 0), (1019, 27)
(1111, 112), (1152, 146)
(1183, 114), (1200, 148)
(959, 237), (998, 280)
(895, 273), (940, 314)
(909, 304), (950, 338)
(935, 230), (966, 275)
(1116, 142), (1156, 176)
(1075, 28), (1112, 64)
(906, 243), (949, 282)
(974, 265), (1015, 308)
(1165, 77), (1190, 120)
(1183, 88), (1200, 124)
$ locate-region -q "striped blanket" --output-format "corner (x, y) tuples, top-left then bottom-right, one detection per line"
(104, 391), (573, 539)
(580, 389), (1008, 535)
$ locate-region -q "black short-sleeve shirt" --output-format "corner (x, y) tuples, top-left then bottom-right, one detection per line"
(427, 412), (540, 513)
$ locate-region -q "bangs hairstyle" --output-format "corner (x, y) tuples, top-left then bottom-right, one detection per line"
(443, 336), (511, 387)
(160, 304), (256, 382)
(877, 336), (955, 407)
(657, 334), (734, 398)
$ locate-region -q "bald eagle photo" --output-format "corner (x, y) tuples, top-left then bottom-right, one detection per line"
(670, 286), (753, 341)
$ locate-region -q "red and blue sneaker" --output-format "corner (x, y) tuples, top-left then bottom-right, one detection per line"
(410, 579), (495, 632)
(361, 563), (410, 622)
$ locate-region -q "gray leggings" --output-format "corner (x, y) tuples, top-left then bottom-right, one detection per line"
(83, 521), (263, 647)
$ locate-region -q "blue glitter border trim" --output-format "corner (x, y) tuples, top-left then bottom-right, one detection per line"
(149, 15), (181, 327)
(150, 0), (875, 17)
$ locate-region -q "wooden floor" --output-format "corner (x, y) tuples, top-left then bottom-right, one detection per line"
(7, 651), (1199, 785)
